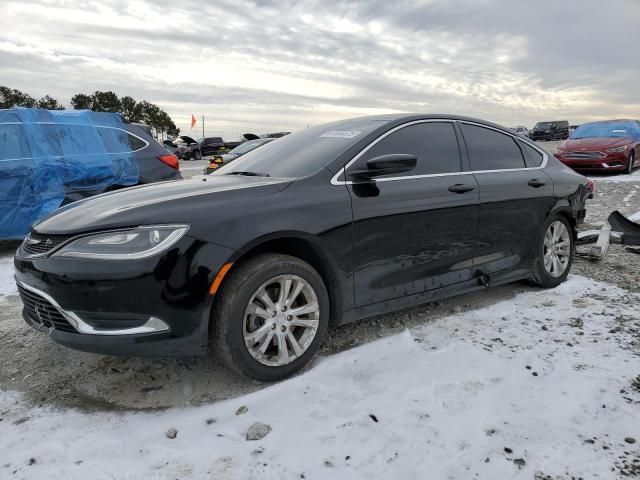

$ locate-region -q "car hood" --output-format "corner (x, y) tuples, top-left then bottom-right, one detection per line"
(179, 135), (198, 144)
(561, 137), (630, 150)
(34, 176), (292, 235)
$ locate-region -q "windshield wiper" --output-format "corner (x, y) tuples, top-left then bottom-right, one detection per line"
(225, 171), (270, 177)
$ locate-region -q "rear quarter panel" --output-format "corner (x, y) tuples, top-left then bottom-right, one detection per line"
(128, 124), (182, 183)
(545, 158), (591, 226)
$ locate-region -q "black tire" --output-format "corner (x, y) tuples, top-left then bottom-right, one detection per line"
(530, 214), (575, 288)
(212, 253), (330, 381)
(192, 149), (202, 161)
(626, 151), (635, 174)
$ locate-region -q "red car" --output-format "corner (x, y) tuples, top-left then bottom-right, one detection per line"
(553, 120), (640, 174)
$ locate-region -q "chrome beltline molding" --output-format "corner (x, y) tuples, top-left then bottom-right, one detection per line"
(330, 118), (549, 185)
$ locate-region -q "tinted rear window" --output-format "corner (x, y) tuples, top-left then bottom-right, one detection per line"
(460, 123), (526, 171)
(97, 127), (145, 152)
(518, 140), (544, 167)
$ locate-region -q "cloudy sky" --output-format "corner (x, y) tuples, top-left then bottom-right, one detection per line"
(1, 0), (639, 138)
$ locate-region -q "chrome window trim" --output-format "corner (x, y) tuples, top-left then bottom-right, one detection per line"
(17, 280), (170, 335)
(459, 120), (549, 173)
(97, 125), (150, 153)
(330, 118), (548, 185)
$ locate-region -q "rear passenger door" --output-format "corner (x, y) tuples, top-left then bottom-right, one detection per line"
(459, 122), (554, 277)
(346, 120), (479, 307)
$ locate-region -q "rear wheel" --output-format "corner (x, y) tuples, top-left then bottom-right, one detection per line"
(212, 254), (329, 381)
(626, 151), (635, 174)
(531, 215), (574, 288)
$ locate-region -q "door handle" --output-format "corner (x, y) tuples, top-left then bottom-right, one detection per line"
(448, 184), (475, 194)
(527, 179), (546, 188)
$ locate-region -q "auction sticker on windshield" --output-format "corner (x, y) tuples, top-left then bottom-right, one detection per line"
(319, 130), (362, 139)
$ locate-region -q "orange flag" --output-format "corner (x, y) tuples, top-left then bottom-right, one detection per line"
(191, 114), (197, 129)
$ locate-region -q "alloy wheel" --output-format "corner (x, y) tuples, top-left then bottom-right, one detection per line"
(543, 221), (571, 278)
(243, 274), (320, 367)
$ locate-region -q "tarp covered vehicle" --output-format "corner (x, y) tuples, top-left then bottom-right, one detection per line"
(0, 108), (181, 240)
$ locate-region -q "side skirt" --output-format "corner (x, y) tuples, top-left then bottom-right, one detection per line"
(338, 268), (531, 325)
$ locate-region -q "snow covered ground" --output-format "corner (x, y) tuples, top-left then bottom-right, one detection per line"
(2, 275), (639, 479)
(587, 169), (640, 183)
(0, 254), (16, 300)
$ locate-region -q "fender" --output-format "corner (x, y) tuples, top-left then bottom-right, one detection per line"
(217, 230), (350, 324)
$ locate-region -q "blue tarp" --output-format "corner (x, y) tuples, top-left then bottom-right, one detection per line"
(0, 108), (139, 240)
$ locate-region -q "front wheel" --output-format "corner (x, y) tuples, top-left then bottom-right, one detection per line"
(530, 215), (575, 288)
(212, 254), (330, 381)
(626, 151), (635, 174)
(192, 149), (202, 161)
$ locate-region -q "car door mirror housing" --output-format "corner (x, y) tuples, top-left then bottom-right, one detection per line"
(348, 153), (417, 180)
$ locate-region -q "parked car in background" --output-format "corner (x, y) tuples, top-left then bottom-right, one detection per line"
(529, 120), (570, 141)
(198, 136), (228, 157)
(511, 126), (529, 136)
(553, 119), (640, 174)
(205, 138), (275, 173)
(14, 113), (592, 380)
(162, 139), (189, 159)
(197, 135), (266, 157)
(0, 108), (181, 240)
(173, 135), (202, 160)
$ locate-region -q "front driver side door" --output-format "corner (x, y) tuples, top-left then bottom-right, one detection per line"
(343, 120), (479, 307)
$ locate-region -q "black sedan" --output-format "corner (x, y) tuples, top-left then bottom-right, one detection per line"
(14, 114), (592, 381)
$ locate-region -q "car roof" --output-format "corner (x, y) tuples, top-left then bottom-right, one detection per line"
(372, 113), (522, 136)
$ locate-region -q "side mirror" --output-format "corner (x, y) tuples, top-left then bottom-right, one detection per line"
(349, 153), (417, 180)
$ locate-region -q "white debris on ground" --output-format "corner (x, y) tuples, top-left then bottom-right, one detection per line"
(2, 275), (639, 479)
(0, 254), (16, 300)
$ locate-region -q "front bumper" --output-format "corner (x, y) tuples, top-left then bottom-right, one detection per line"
(555, 153), (627, 172)
(14, 235), (236, 356)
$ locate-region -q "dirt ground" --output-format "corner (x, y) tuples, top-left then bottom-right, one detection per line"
(0, 141), (638, 412)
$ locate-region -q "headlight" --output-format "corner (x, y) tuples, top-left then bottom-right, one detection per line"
(605, 145), (627, 153)
(53, 225), (189, 260)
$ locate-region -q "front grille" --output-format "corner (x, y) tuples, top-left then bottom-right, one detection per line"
(564, 151), (606, 160)
(22, 231), (74, 256)
(18, 284), (77, 333)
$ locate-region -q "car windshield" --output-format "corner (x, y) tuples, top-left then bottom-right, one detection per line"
(212, 117), (389, 178)
(535, 122), (553, 129)
(228, 140), (269, 155)
(570, 122), (632, 139)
